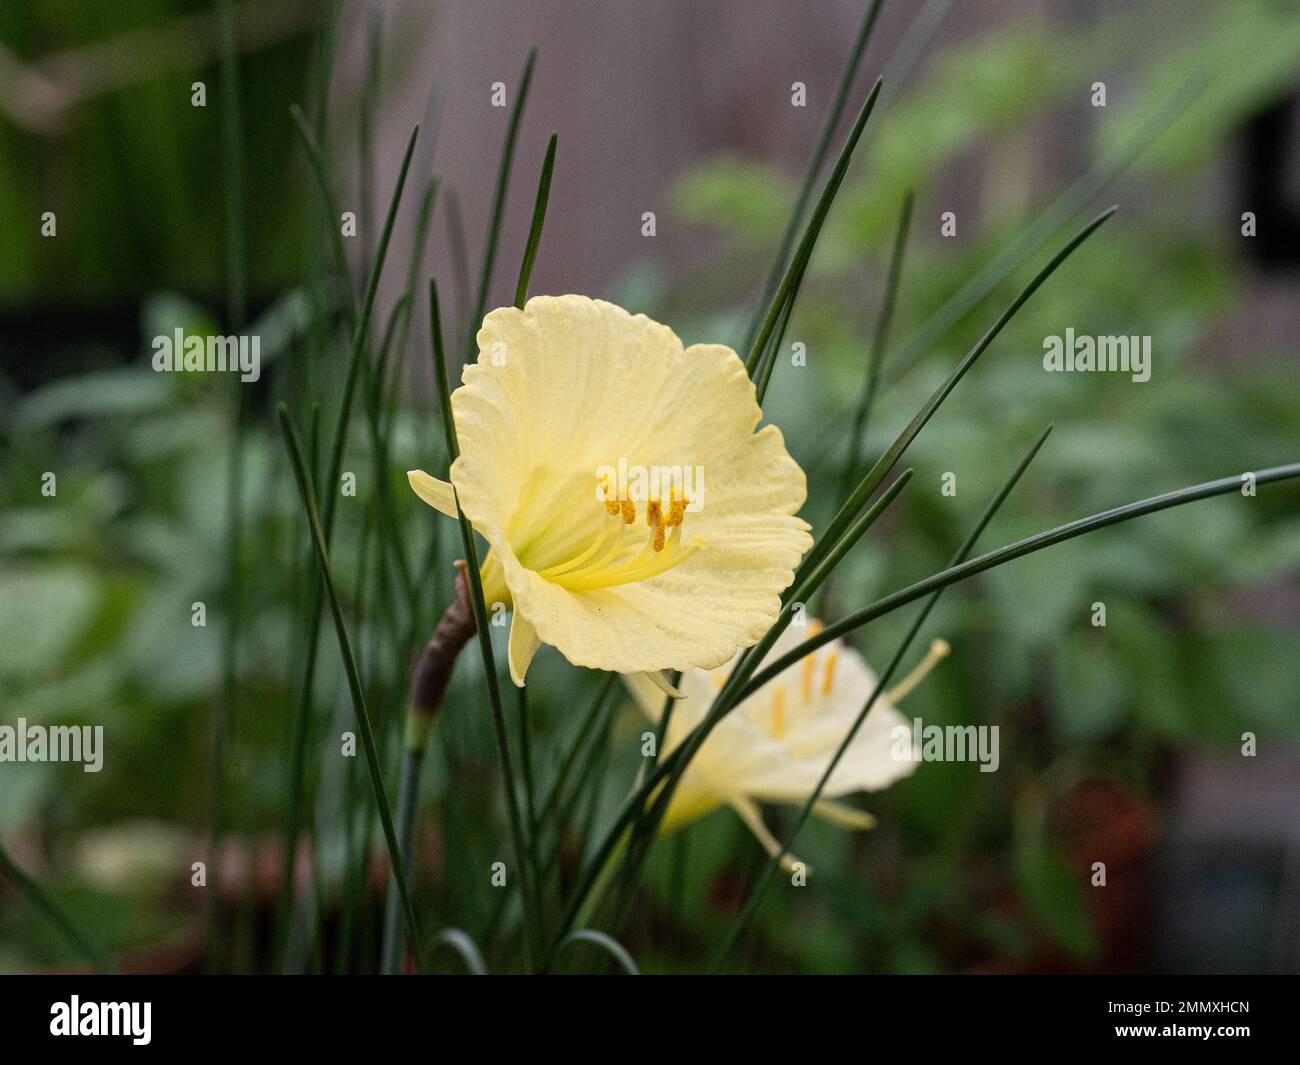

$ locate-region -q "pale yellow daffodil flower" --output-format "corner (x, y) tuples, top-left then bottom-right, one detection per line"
(408, 295), (813, 687)
(625, 621), (950, 871)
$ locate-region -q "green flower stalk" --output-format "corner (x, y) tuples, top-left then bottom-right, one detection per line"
(380, 564), (476, 974)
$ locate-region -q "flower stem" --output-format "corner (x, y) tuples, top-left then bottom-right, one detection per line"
(379, 745), (425, 975)
(380, 568), (477, 973)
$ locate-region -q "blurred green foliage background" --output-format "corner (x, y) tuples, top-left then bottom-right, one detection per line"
(1, 0), (1298, 974)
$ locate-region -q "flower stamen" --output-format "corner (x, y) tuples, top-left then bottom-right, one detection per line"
(820, 649), (839, 697)
(543, 484), (705, 592)
(666, 489), (687, 529)
(800, 650), (817, 702)
(600, 474), (621, 517)
(537, 514), (621, 579)
(886, 639), (950, 703)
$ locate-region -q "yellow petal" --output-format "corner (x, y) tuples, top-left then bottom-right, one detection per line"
(407, 469), (457, 518)
(507, 611), (541, 687)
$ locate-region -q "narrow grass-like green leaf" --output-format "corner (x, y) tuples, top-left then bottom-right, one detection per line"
(444, 186), (472, 342)
(874, 0), (955, 113)
(742, 0), (887, 355)
(217, 0), (247, 330)
(481, 676), (618, 946)
(358, 9), (383, 280)
(277, 404), (426, 973)
(337, 497), (377, 974)
(886, 72), (1205, 385)
(322, 122), (419, 534)
(645, 676), (681, 776)
(546, 755), (684, 966)
(359, 296), (417, 621)
(211, 0), (247, 971)
(297, 0), (346, 411)
(310, 0), (346, 143)
(289, 103), (360, 331)
(797, 205), (1116, 592)
(840, 190), (912, 500)
(745, 77), (884, 377)
(430, 928), (489, 974)
(743, 461), (1300, 696)
(380, 743), (425, 974)
(752, 249), (803, 405)
(543, 678), (619, 863)
(515, 132), (557, 309)
(0, 844), (115, 974)
(541, 674), (617, 837)
(557, 929), (640, 975)
(712, 425), (1054, 966)
(791, 469), (913, 612)
(467, 48), (536, 361)
(384, 177), (440, 429)
(277, 123), (420, 965)
(430, 278), (542, 966)
(516, 685), (538, 836)
(370, 292), (411, 423)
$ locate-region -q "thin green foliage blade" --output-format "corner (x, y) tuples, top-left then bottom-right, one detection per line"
(743, 0), (887, 355)
(515, 132), (557, 309)
(841, 190), (913, 499)
(798, 206), (1117, 591)
(712, 425), (1054, 966)
(467, 48), (537, 361)
(430, 928), (489, 974)
(745, 78), (884, 377)
(429, 278), (542, 965)
(557, 929), (640, 975)
(277, 405), (426, 972)
(0, 844), (116, 974)
(744, 461), (1300, 695)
